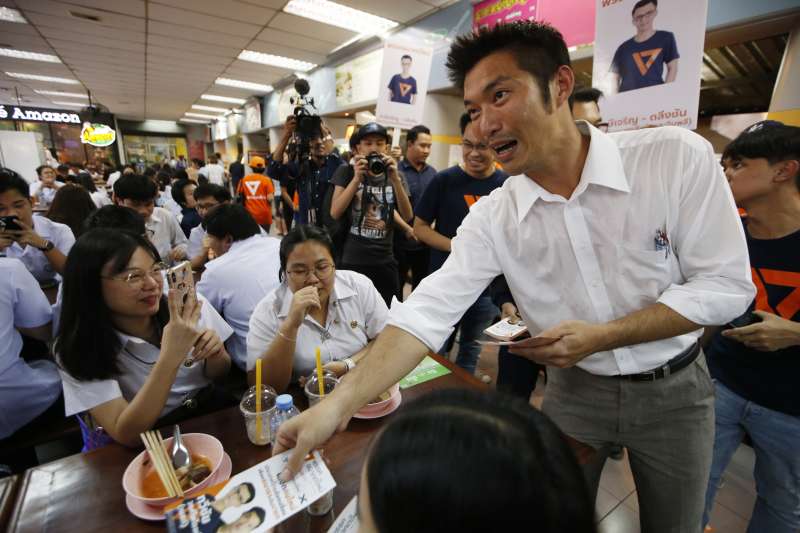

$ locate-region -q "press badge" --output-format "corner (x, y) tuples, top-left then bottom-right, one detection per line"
(654, 227), (670, 259)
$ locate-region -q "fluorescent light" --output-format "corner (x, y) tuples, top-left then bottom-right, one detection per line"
(0, 48), (60, 63)
(34, 90), (88, 98)
(215, 78), (273, 92)
(238, 50), (316, 72)
(0, 7), (26, 24)
(191, 104), (228, 113)
(179, 118), (211, 124)
(201, 94), (247, 104)
(51, 101), (85, 107)
(5, 72), (80, 85)
(185, 112), (219, 119)
(283, 0), (398, 35)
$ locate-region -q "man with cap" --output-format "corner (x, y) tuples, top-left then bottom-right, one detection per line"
(329, 122), (413, 306)
(236, 156), (275, 234)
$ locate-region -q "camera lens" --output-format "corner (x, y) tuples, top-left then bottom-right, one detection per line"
(367, 153), (385, 175)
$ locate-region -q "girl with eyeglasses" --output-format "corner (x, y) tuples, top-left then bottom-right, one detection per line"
(56, 228), (233, 448)
(246, 225), (388, 393)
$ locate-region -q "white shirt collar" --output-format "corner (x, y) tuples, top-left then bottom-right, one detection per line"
(115, 329), (150, 347)
(513, 121), (630, 224)
(276, 270), (357, 319)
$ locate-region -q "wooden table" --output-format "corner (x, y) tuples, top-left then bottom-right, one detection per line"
(0, 476), (19, 532)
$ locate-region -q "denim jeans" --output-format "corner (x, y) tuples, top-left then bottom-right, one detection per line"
(438, 295), (497, 375)
(703, 380), (800, 532)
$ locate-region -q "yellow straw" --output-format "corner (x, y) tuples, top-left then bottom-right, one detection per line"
(255, 358), (262, 442)
(315, 347), (325, 397)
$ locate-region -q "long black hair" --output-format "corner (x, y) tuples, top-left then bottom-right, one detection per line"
(56, 228), (168, 381)
(366, 389), (596, 533)
(279, 224), (335, 282)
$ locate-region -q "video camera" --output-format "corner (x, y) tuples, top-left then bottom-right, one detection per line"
(289, 78), (323, 162)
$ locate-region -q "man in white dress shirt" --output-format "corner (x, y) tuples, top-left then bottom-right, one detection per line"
(198, 156), (226, 188)
(272, 22), (755, 532)
(188, 183), (231, 271)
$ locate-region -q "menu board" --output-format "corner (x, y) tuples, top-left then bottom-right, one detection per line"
(335, 49), (384, 108)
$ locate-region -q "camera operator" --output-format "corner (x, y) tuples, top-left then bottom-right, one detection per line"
(268, 116), (343, 227)
(329, 123), (413, 307)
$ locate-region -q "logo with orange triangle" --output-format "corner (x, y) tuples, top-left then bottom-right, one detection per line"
(632, 48), (663, 76)
(398, 83), (413, 97)
(752, 268), (800, 319)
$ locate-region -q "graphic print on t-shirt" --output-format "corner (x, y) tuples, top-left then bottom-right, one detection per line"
(751, 267), (800, 319)
(388, 74), (418, 104)
(463, 194), (482, 208)
(611, 30), (679, 92)
(632, 48), (662, 76)
(244, 180), (260, 196)
(349, 183), (395, 239)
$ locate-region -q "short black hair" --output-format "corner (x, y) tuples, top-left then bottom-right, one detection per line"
(401, 54), (412, 61)
(459, 113), (471, 135)
(632, 0), (657, 15)
(203, 204), (259, 242)
(173, 169), (189, 181)
(724, 121), (800, 189)
(238, 482), (257, 504)
(170, 178), (195, 208)
(36, 165), (51, 177)
(114, 174), (158, 201)
(406, 125), (431, 145)
(279, 224), (334, 282)
(446, 21), (570, 107)
(194, 183), (231, 203)
(569, 87), (603, 109)
(57, 164), (69, 174)
(77, 172), (97, 193)
(244, 508), (266, 526)
(0, 167), (31, 199)
(83, 205), (146, 235)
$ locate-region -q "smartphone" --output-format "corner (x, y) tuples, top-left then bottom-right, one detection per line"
(727, 312), (762, 329)
(484, 317), (529, 342)
(166, 261), (195, 312)
(0, 215), (22, 231)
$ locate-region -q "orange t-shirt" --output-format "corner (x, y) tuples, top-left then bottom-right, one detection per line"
(238, 174), (274, 225)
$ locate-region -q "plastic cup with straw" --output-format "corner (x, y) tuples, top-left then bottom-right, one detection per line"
(315, 347), (325, 398)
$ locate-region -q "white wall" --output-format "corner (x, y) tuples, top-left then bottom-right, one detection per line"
(418, 93), (464, 171)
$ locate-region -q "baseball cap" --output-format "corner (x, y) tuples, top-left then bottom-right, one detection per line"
(354, 122), (390, 145)
(249, 156), (266, 168)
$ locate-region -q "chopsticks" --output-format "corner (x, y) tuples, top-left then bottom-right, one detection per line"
(140, 430), (184, 498)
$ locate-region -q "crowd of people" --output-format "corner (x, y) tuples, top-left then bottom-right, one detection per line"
(0, 19), (798, 533)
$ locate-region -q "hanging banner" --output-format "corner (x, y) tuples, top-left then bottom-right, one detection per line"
(375, 40), (434, 130)
(335, 49), (384, 108)
(0, 104), (81, 124)
(80, 122), (116, 147)
(592, 0), (707, 131)
(243, 98), (262, 133)
(473, 0), (538, 32)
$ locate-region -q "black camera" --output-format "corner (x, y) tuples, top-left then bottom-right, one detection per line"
(289, 79), (322, 162)
(366, 152), (385, 175)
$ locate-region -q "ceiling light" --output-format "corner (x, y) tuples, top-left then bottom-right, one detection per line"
(283, 0), (398, 35)
(179, 118), (212, 124)
(201, 94), (247, 104)
(0, 7), (26, 24)
(238, 50), (316, 72)
(34, 90), (88, 98)
(0, 48), (61, 63)
(191, 104), (228, 113)
(51, 101), (85, 107)
(5, 72), (80, 85)
(214, 78), (274, 92)
(185, 112), (219, 119)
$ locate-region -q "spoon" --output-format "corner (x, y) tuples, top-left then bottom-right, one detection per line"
(171, 424), (191, 471)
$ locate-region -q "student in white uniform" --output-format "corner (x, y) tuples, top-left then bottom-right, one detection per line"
(197, 205), (281, 371)
(247, 225), (388, 392)
(29, 165), (63, 211)
(0, 168), (75, 282)
(56, 229), (233, 447)
(188, 184), (231, 270)
(0, 258), (61, 440)
(112, 173), (188, 265)
(198, 156), (226, 187)
(77, 173), (111, 209)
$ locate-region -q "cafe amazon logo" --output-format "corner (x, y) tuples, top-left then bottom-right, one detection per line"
(81, 122), (116, 147)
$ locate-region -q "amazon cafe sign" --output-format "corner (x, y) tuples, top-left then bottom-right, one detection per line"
(0, 104), (82, 124)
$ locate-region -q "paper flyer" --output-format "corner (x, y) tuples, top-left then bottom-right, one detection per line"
(327, 496), (359, 533)
(165, 450), (336, 532)
(399, 356), (451, 389)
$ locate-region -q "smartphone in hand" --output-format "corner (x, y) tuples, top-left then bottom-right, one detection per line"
(166, 261), (195, 313)
(484, 317), (529, 342)
(727, 312), (762, 329)
(0, 216), (22, 231)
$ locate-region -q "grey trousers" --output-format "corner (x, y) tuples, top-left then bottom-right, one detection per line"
(542, 355), (715, 533)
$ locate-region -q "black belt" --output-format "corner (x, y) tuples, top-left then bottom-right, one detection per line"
(615, 342), (700, 382)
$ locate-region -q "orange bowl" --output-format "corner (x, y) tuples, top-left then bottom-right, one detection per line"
(356, 384), (400, 417)
(122, 433), (224, 507)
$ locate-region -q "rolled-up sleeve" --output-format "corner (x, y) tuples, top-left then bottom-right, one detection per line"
(657, 138), (755, 325)
(386, 197), (503, 350)
(246, 296), (279, 372)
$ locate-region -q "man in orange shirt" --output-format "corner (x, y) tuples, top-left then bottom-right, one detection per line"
(237, 156), (274, 233)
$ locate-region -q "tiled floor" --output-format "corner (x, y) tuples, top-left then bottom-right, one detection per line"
(451, 341), (758, 532)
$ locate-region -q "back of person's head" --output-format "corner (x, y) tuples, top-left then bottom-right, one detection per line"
(57, 164), (69, 175)
(45, 184), (96, 238)
(83, 205), (146, 235)
(173, 169), (189, 181)
(209, 155), (218, 164)
(446, 21), (570, 108)
(143, 167), (157, 180)
(364, 389), (596, 533)
(459, 112), (471, 135)
(569, 87), (603, 109)
(203, 204), (259, 242)
(155, 170), (172, 192)
(77, 172), (98, 193)
(56, 228), (164, 381)
(406, 125), (431, 145)
(278, 224), (334, 281)
(0, 167), (30, 199)
(170, 178), (195, 208)
(114, 174), (158, 201)
(724, 121), (800, 190)
(193, 183), (231, 202)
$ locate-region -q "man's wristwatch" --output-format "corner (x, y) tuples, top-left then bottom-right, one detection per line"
(37, 239), (54, 252)
(343, 358), (356, 372)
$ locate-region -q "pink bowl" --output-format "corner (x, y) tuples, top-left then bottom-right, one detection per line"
(122, 433), (224, 507)
(356, 384), (400, 416)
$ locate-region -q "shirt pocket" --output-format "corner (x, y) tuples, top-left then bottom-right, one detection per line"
(615, 244), (672, 311)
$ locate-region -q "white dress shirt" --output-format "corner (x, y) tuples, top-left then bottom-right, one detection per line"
(160, 188), (183, 221)
(0, 258), (61, 438)
(146, 206), (188, 265)
(197, 234), (282, 369)
(90, 189), (112, 208)
(29, 181), (63, 209)
(199, 165), (225, 187)
(60, 302), (233, 417)
(106, 171), (121, 190)
(4, 215), (75, 282)
(388, 123), (755, 376)
(247, 270), (388, 380)
(188, 225), (206, 259)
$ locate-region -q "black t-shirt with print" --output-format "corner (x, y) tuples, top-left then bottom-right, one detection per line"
(706, 224), (800, 416)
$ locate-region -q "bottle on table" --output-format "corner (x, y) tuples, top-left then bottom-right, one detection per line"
(270, 394), (300, 446)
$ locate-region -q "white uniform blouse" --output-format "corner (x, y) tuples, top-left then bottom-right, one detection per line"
(4, 215), (75, 283)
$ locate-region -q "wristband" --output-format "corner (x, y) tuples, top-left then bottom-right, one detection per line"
(343, 357), (356, 372)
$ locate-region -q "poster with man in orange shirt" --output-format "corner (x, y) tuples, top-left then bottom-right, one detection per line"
(237, 156), (274, 232)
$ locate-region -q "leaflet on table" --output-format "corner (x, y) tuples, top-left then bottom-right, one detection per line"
(399, 355), (451, 389)
(476, 335), (559, 347)
(165, 450), (336, 532)
(327, 496), (359, 533)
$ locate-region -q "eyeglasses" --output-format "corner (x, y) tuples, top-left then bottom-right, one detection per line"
(286, 263), (334, 281)
(102, 262), (168, 287)
(461, 141), (490, 153)
(633, 9), (656, 21)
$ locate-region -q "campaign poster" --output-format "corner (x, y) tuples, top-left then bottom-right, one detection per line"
(592, 0), (707, 131)
(375, 40), (434, 130)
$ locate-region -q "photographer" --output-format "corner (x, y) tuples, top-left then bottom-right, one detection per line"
(268, 116), (343, 227)
(329, 123), (413, 306)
